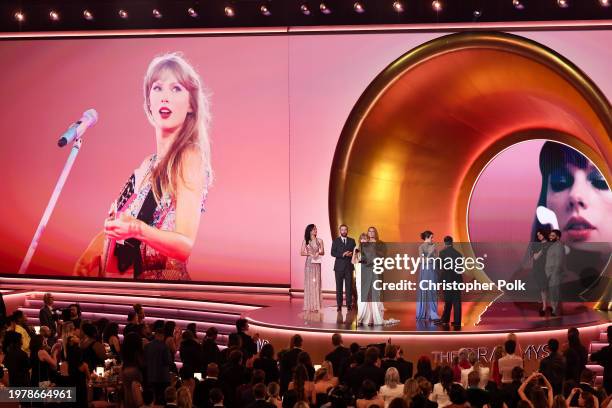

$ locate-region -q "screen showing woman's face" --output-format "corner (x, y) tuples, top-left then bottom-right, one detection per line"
(546, 162), (612, 249)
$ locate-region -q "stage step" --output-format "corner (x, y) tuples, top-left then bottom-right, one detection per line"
(589, 342), (606, 353)
(585, 364), (604, 376)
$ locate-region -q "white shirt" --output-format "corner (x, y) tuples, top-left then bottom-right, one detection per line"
(460, 366), (490, 389)
(498, 354), (523, 383)
(380, 385), (404, 408)
(429, 382), (454, 407)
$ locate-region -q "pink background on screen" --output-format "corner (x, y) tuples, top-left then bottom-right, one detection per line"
(0, 31), (609, 288)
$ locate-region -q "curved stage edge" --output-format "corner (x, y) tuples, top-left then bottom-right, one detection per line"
(1, 278), (609, 373)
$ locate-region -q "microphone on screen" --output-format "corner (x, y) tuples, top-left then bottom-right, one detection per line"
(57, 109), (99, 147)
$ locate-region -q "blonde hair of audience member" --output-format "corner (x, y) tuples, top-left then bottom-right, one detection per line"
(403, 378), (420, 400)
(385, 367), (401, 388)
(267, 382), (282, 408)
(58, 321), (76, 361)
(380, 367), (403, 408)
(177, 386), (192, 408)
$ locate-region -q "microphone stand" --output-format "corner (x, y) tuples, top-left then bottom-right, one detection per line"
(18, 137), (84, 274)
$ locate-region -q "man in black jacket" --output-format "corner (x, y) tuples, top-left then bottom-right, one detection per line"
(325, 333), (351, 382)
(331, 224), (356, 311)
(279, 334), (303, 394)
(437, 236), (463, 329)
(235, 318), (258, 360)
(39, 293), (58, 339)
(346, 346), (385, 396)
(539, 338), (566, 395)
(193, 363), (221, 408)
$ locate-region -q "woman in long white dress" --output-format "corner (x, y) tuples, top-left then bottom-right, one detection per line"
(354, 227), (398, 326)
(301, 224), (324, 312)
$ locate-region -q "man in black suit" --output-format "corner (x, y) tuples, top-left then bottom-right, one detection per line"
(39, 293), (58, 339)
(437, 236), (463, 329)
(539, 338), (566, 395)
(235, 318), (258, 360)
(346, 346), (385, 396)
(279, 334), (303, 394)
(193, 363), (221, 408)
(245, 383), (275, 408)
(381, 344), (413, 382)
(325, 333), (351, 382)
(331, 224), (356, 311)
(591, 325), (612, 394)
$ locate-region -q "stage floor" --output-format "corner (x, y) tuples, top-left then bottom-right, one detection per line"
(245, 299), (610, 334)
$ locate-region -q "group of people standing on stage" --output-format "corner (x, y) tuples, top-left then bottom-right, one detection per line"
(300, 224), (465, 328)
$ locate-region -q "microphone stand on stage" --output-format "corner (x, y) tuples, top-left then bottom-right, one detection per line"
(18, 109), (97, 275)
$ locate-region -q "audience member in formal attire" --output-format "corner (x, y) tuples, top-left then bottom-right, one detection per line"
(356, 379), (385, 408)
(564, 328), (588, 383)
(254, 343), (280, 384)
(236, 318), (258, 361)
(29, 334), (57, 386)
(164, 321), (181, 371)
(236, 369), (266, 407)
(325, 333), (351, 382)
(220, 349), (248, 407)
(145, 326), (173, 404)
(202, 326), (221, 367)
(180, 329), (203, 378)
(465, 370), (489, 408)
(491, 345), (504, 386)
(67, 341), (90, 408)
(430, 365), (455, 407)
(80, 322), (105, 372)
(279, 334), (304, 393)
(103, 322), (121, 360)
(124, 312), (140, 337)
(193, 362), (220, 408)
(379, 367), (403, 407)
(246, 383), (276, 408)
(122, 362), (144, 408)
(590, 325), (611, 394)
(539, 338), (566, 395)
(460, 352), (490, 389)
(219, 333), (242, 367)
(499, 340), (524, 384)
(39, 292), (58, 340)
(381, 344), (413, 383)
(67, 304), (82, 330)
(298, 351), (316, 381)
(501, 366), (524, 408)
(414, 356), (435, 384)
(288, 364), (316, 405)
(9, 310), (33, 353)
(2, 330), (30, 386)
(347, 346), (385, 396)
(446, 383), (468, 408)
(314, 361), (339, 399)
(187, 323), (198, 340)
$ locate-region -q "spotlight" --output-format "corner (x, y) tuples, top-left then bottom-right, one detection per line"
(14, 11), (25, 22)
(353, 2), (365, 13)
(512, 0), (525, 9)
(599, 0), (610, 6)
(260, 4), (271, 16)
(432, 0), (443, 11)
(83, 9), (94, 20)
(392, 1), (405, 13)
(320, 3), (331, 14)
(300, 4), (312, 15)
(187, 7), (199, 17)
(118, 9), (128, 19)
(152, 9), (163, 18)
(49, 10), (60, 21)
(557, 0), (569, 7)
(224, 6), (235, 17)
(473, 9), (482, 18)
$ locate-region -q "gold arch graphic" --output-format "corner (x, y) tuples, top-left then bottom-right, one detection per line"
(329, 32), (611, 314)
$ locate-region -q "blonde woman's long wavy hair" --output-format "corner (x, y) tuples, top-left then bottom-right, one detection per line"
(143, 52), (212, 202)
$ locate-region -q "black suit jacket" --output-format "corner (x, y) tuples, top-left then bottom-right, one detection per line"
(39, 306), (58, 337)
(193, 377), (219, 408)
(346, 363), (385, 396)
(591, 344), (611, 393)
(325, 346), (351, 382)
(331, 237), (356, 272)
(439, 246), (464, 283)
(238, 332), (258, 359)
(245, 400), (275, 408)
(279, 347), (302, 391)
(539, 352), (566, 394)
(381, 358), (413, 383)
